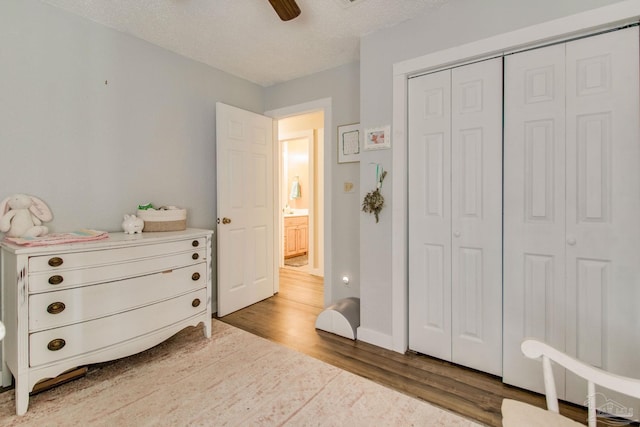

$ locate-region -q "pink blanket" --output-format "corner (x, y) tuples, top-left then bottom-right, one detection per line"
(4, 229), (109, 247)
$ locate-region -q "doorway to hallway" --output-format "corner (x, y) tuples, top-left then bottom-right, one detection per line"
(278, 111), (324, 278)
(265, 97), (332, 308)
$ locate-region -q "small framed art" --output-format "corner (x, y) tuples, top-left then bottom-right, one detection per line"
(338, 123), (361, 163)
(364, 125), (391, 150)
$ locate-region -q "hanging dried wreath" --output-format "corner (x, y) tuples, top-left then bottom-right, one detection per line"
(362, 169), (387, 223)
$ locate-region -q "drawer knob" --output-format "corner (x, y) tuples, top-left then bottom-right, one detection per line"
(192, 298), (201, 307)
(47, 338), (66, 352)
(192, 253), (199, 260)
(192, 240), (199, 247)
(48, 275), (64, 285)
(47, 302), (66, 314)
(192, 272), (201, 281)
(48, 257), (64, 267)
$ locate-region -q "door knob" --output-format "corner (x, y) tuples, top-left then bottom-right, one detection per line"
(222, 217), (232, 224)
(567, 237), (577, 246)
(453, 231), (461, 238)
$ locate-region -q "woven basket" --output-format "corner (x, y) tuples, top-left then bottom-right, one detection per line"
(137, 209), (187, 232)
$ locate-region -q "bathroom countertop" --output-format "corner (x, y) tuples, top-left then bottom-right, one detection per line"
(283, 209), (308, 218)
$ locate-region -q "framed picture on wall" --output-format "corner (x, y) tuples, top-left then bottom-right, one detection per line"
(337, 123), (361, 163)
(364, 125), (391, 150)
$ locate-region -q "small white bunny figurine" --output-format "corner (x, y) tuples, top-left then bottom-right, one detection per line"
(122, 214), (144, 234)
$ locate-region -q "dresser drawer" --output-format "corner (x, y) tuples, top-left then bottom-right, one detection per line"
(29, 263), (206, 331)
(28, 237), (207, 273)
(29, 288), (207, 367)
(29, 250), (205, 293)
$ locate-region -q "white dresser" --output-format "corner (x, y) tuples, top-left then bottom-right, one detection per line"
(0, 228), (213, 415)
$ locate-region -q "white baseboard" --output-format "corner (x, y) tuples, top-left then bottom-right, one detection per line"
(356, 327), (394, 351)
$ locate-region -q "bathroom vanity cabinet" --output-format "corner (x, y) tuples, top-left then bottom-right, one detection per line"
(284, 215), (308, 258)
(0, 228), (213, 415)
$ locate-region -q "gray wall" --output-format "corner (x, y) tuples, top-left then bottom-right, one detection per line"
(1, 0), (265, 312)
(2, 0), (264, 232)
(265, 62), (361, 304)
(358, 0), (628, 344)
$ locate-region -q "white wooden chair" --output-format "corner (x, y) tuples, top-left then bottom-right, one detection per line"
(502, 339), (640, 427)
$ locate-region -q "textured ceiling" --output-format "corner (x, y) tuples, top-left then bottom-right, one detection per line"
(40, 0), (449, 86)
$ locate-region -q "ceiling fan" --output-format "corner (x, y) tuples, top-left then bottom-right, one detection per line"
(268, 0), (301, 21)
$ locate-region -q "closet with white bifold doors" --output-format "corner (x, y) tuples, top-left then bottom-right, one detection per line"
(503, 25), (640, 418)
(408, 57), (503, 376)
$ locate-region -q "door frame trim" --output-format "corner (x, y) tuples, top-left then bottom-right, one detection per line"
(265, 98), (332, 305)
(391, 0), (640, 353)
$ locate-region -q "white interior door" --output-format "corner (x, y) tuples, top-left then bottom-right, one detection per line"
(504, 28), (640, 418)
(408, 68), (452, 362)
(564, 27), (640, 415)
(408, 58), (503, 375)
(503, 43), (568, 395)
(450, 57), (503, 376)
(216, 102), (275, 317)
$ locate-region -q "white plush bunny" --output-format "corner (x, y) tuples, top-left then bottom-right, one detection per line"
(0, 194), (53, 238)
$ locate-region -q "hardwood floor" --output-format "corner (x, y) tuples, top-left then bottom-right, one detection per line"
(218, 268), (592, 427)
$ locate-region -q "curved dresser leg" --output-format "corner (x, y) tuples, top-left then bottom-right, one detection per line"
(203, 319), (211, 338)
(15, 378), (29, 416)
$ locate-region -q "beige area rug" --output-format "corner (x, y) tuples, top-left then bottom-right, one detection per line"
(284, 254), (308, 268)
(0, 320), (482, 426)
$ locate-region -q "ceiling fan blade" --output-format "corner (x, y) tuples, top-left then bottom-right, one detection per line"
(268, 0), (301, 21)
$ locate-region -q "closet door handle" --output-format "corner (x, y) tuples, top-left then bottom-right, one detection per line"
(567, 237), (577, 246)
(453, 231), (461, 238)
